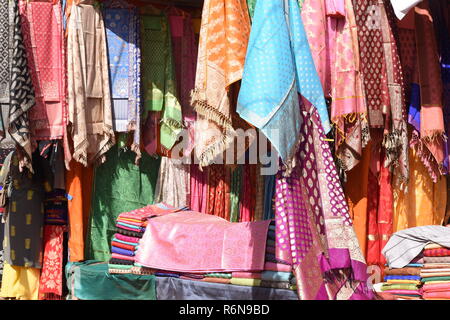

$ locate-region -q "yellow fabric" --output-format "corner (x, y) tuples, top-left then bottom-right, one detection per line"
(423, 281), (450, 284)
(0, 263), (40, 300)
(386, 280), (422, 284)
(393, 147), (447, 232)
(230, 278), (261, 287)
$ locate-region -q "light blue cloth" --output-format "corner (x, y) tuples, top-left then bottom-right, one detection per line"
(237, 0), (329, 165)
(261, 271), (293, 282)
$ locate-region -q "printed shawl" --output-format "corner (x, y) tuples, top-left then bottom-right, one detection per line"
(168, 7), (198, 157)
(19, 0), (66, 142)
(103, 3), (141, 163)
(302, 0), (369, 172)
(66, 1), (115, 167)
(237, 0), (330, 173)
(140, 7), (183, 152)
(191, 0), (251, 167)
(0, 0), (35, 171)
(275, 100), (370, 300)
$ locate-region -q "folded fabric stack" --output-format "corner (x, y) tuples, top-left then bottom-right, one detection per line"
(108, 203), (189, 274)
(421, 244), (450, 300)
(381, 262), (423, 299)
(133, 219), (297, 292)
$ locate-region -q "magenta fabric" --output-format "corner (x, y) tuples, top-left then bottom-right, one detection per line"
(231, 272), (261, 279)
(135, 211), (270, 273)
(114, 233), (140, 243)
(264, 262), (292, 273)
(190, 165), (208, 213)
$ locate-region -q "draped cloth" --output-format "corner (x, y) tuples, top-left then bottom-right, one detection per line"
(0, 263), (40, 300)
(85, 146), (160, 262)
(154, 157), (190, 208)
(191, 0), (251, 167)
(140, 8), (183, 153)
(103, 4), (141, 163)
(0, 0), (35, 171)
(237, 0), (330, 173)
(66, 1), (115, 167)
(190, 164), (208, 213)
(302, 0), (369, 172)
(19, 0), (65, 143)
(135, 211), (271, 273)
(275, 101), (370, 300)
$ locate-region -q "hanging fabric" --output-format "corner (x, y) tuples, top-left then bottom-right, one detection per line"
(191, 0), (251, 168)
(19, 0), (66, 142)
(237, 0), (330, 174)
(103, 1), (142, 163)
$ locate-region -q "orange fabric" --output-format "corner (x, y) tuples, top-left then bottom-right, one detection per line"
(65, 160), (94, 262)
(393, 147), (447, 232)
(344, 142), (371, 258)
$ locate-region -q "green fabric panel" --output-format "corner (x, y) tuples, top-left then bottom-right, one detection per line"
(66, 261), (156, 300)
(85, 146), (160, 261)
(229, 165), (242, 222)
(421, 276), (450, 282)
(247, 0), (257, 20)
(381, 283), (419, 291)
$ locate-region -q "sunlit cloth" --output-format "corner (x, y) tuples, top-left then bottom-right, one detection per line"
(237, 0), (329, 172)
(191, 0), (251, 167)
(168, 7), (197, 157)
(382, 226), (450, 268)
(393, 147), (447, 233)
(154, 157), (190, 208)
(19, 0), (66, 142)
(274, 102), (369, 300)
(140, 8), (183, 152)
(103, 4), (141, 162)
(85, 146), (160, 262)
(0, 0), (35, 170)
(302, 0), (369, 172)
(66, 1), (115, 167)
(351, 0), (389, 130)
(230, 278), (261, 287)
(135, 211), (270, 273)
(390, 0), (423, 20)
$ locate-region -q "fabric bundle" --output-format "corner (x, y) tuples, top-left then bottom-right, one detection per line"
(381, 266), (423, 299)
(421, 243), (450, 300)
(108, 203), (188, 274)
(43, 189), (68, 226)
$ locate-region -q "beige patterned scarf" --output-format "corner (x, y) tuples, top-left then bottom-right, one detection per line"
(66, 0), (114, 167)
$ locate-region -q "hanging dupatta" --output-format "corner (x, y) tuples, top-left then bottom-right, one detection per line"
(414, 1), (446, 175)
(168, 7), (197, 158)
(302, 0), (369, 173)
(237, 0), (330, 174)
(140, 6), (183, 154)
(66, 0), (115, 167)
(191, 0), (251, 167)
(19, 0), (66, 142)
(275, 100), (370, 300)
(103, 0), (141, 163)
(154, 157), (190, 208)
(0, 0), (35, 172)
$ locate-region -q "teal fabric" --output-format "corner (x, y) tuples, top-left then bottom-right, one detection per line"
(65, 261), (156, 300)
(85, 146), (160, 261)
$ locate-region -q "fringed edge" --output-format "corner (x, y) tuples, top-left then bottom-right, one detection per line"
(331, 112), (369, 148)
(410, 130), (441, 183)
(421, 130), (448, 143)
(382, 124), (409, 193)
(160, 117), (185, 138)
(283, 130), (304, 177)
(191, 88), (234, 131)
(72, 138), (89, 167)
(93, 125), (116, 167)
(130, 142), (141, 166)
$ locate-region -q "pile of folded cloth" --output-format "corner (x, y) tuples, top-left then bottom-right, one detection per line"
(132, 218), (297, 292)
(421, 243), (450, 300)
(108, 203), (189, 274)
(381, 256), (424, 300)
(380, 225), (450, 300)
